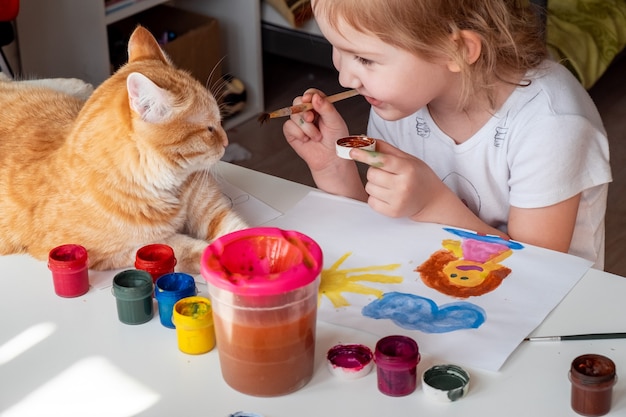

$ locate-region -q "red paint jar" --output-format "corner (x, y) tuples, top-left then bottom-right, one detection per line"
(375, 335), (421, 396)
(135, 244), (177, 282)
(48, 244), (90, 297)
(569, 354), (617, 416)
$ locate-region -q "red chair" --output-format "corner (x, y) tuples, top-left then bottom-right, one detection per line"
(0, 0), (19, 77)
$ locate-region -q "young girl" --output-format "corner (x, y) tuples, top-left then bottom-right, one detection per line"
(282, 0), (612, 269)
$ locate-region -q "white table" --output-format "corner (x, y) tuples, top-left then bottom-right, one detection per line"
(1, 162), (624, 417)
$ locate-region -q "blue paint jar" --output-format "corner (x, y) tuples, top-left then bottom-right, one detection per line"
(155, 272), (197, 328)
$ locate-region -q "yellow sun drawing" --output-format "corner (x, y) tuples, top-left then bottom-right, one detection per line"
(319, 252), (404, 308)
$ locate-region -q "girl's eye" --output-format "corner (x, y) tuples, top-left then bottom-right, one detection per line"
(354, 56), (374, 66)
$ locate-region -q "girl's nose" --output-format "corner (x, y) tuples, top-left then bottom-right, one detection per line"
(333, 49), (361, 90)
(337, 67), (361, 90)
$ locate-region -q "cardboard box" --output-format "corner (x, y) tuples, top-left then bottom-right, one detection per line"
(108, 5), (222, 84)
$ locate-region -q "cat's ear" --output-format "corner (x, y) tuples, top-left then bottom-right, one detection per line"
(127, 25), (170, 65)
(127, 72), (174, 123)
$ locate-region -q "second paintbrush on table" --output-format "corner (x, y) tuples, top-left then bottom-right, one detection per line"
(257, 89), (360, 124)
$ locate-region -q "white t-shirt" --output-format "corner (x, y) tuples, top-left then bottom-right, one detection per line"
(367, 60), (612, 269)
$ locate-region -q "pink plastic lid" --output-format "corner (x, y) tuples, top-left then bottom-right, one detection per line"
(201, 227), (323, 296)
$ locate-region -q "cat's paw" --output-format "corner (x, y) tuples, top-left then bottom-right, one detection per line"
(49, 78), (95, 100)
(25, 78), (94, 100)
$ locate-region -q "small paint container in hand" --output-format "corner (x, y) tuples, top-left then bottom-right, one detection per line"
(135, 243), (177, 283)
(374, 335), (420, 396)
(112, 269), (154, 325)
(335, 135), (376, 160)
(327, 344), (374, 380)
(155, 272), (197, 328)
(422, 364), (470, 402)
(172, 296), (216, 355)
(48, 244), (90, 297)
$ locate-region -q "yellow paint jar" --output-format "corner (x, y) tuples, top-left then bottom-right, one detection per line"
(172, 296), (215, 355)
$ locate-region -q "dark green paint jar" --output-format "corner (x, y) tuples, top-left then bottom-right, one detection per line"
(112, 269), (154, 325)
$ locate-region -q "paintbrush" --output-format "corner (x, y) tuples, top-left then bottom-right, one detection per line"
(257, 89), (360, 124)
(524, 332), (626, 342)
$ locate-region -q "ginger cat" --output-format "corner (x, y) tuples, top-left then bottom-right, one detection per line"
(0, 26), (248, 273)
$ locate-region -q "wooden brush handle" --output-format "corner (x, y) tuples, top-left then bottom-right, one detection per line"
(326, 89), (360, 104)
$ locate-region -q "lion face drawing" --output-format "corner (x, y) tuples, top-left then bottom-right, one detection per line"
(416, 228), (523, 298)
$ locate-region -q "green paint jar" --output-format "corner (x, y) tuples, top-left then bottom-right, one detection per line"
(112, 269), (154, 325)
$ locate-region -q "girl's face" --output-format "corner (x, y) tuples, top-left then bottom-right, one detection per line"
(316, 13), (457, 121)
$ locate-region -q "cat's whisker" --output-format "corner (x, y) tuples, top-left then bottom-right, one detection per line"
(206, 56), (228, 92)
(0, 25), (248, 274)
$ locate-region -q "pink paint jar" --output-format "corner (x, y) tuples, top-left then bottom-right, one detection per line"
(135, 244), (177, 283)
(375, 335), (421, 396)
(201, 227), (323, 397)
(48, 244), (89, 297)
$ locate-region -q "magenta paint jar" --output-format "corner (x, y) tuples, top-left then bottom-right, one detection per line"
(569, 354), (617, 416)
(135, 244), (177, 283)
(48, 244), (90, 297)
(375, 335), (421, 396)
(201, 227), (323, 397)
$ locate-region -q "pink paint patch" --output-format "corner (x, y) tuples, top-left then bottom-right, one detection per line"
(461, 239), (508, 263)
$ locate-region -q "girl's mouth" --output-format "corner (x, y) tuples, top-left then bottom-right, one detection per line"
(364, 95), (383, 107)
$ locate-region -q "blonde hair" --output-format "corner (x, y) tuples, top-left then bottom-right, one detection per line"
(312, 0), (547, 110)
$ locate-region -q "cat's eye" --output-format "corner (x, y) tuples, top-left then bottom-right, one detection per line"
(207, 126), (215, 133)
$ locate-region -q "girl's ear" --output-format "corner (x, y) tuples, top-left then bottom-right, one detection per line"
(126, 72), (173, 123)
(447, 30), (482, 73)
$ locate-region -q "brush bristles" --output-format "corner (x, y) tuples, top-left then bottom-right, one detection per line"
(257, 113), (270, 124)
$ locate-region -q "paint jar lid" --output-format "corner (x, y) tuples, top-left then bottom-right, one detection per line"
(201, 227), (323, 296)
(335, 135), (376, 160)
(326, 344), (374, 380)
(422, 364), (470, 402)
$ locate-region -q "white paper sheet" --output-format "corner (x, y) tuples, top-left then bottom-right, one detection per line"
(218, 178), (283, 226)
(265, 191), (592, 371)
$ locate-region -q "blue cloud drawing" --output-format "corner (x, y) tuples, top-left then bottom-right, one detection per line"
(362, 292), (486, 333)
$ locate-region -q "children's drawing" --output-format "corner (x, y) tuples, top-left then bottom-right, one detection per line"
(416, 227), (523, 298)
(321, 252), (485, 334)
(362, 292), (485, 333)
(267, 191), (592, 371)
(319, 252), (403, 308)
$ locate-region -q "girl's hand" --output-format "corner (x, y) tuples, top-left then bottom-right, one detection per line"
(352, 141), (579, 254)
(351, 140), (443, 219)
(282, 89), (350, 172)
(282, 89), (368, 201)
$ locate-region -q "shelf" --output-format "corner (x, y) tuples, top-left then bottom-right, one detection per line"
(104, 0), (170, 25)
(17, 0), (264, 128)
